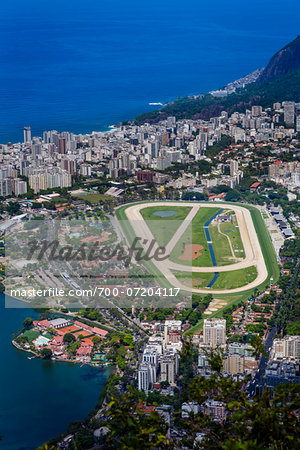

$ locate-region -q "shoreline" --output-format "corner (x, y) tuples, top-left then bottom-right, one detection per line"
(12, 338), (113, 369)
(0, 66), (260, 146)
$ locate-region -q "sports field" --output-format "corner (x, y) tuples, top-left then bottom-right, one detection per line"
(140, 205), (246, 268)
(116, 201), (275, 295)
(75, 193), (112, 203)
(169, 207), (220, 266)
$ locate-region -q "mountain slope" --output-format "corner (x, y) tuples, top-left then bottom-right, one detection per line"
(258, 35), (300, 83)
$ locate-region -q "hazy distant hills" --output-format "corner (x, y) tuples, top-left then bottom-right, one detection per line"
(135, 36), (300, 124)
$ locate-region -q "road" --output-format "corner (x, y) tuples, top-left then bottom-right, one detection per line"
(247, 325), (277, 397)
(247, 262), (299, 397)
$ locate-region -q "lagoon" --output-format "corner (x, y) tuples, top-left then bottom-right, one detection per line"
(0, 295), (111, 450)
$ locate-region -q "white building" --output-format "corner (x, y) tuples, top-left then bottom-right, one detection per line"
(203, 318), (226, 348)
(182, 402), (200, 418)
(271, 336), (300, 361)
(0, 178), (12, 197)
(138, 362), (151, 394)
(13, 179), (27, 196)
(160, 350), (178, 385)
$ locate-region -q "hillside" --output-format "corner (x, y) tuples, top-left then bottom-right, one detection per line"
(135, 36), (300, 125)
(258, 35), (300, 83)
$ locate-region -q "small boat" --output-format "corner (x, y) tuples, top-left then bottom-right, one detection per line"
(28, 355), (35, 360)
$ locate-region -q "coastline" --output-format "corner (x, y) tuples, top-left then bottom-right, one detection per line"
(12, 338), (113, 368)
(1, 294), (113, 449)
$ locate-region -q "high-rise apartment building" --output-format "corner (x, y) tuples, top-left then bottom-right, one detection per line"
(295, 103), (300, 132)
(223, 354), (245, 374)
(283, 101), (295, 127)
(24, 126), (31, 144)
(229, 159), (238, 177)
(57, 137), (67, 154)
(203, 318), (226, 348)
(138, 363), (151, 394)
(29, 169), (71, 193)
(251, 106), (262, 117)
(272, 336), (300, 362)
(12, 179), (27, 196)
(160, 353), (177, 385)
(167, 116), (176, 128)
(80, 164), (91, 177)
(0, 178), (12, 196)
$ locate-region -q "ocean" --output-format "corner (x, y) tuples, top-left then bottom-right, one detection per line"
(0, 296), (111, 450)
(0, 0), (299, 143)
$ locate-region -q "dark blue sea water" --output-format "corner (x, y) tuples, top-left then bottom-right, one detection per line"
(0, 295), (111, 450)
(0, 0), (300, 143)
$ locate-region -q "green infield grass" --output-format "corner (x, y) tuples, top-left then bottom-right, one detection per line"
(139, 205), (192, 247)
(173, 266), (257, 290)
(170, 207), (220, 267)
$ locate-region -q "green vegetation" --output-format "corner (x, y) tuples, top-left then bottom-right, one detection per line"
(117, 201), (279, 322)
(135, 67), (300, 125)
(173, 270), (212, 289)
(66, 341), (81, 357)
(41, 348), (52, 359)
(75, 193), (112, 204)
(139, 205), (191, 247)
(23, 317), (33, 329)
(209, 224), (233, 265)
(22, 329), (40, 343)
(174, 266), (257, 290)
(277, 263), (300, 335)
(170, 207), (220, 267)
(213, 266), (257, 290)
(63, 332), (76, 344)
(249, 205), (280, 285)
(116, 203), (175, 291)
(278, 240), (300, 335)
(186, 203), (279, 332)
(219, 217), (245, 257)
(99, 340), (300, 449)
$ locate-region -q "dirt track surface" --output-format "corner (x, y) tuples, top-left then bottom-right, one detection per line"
(179, 244), (204, 261)
(119, 202), (269, 294)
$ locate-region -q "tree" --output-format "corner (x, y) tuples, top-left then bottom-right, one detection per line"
(105, 389), (170, 448)
(6, 201), (20, 215)
(41, 348), (52, 359)
(23, 317), (33, 329)
(92, 336), (101, 345)
(63, 333), (76, 344)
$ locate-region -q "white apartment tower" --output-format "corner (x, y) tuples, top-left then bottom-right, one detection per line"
(138, 363), (151, 394)
(160, 354), (177, 385)
(283, 101), (295, 127)
(24, 126), (31, 144)
(203, 318), (226, 348)
(229, 159), (239, 177)
(295, 103), (300, 132)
